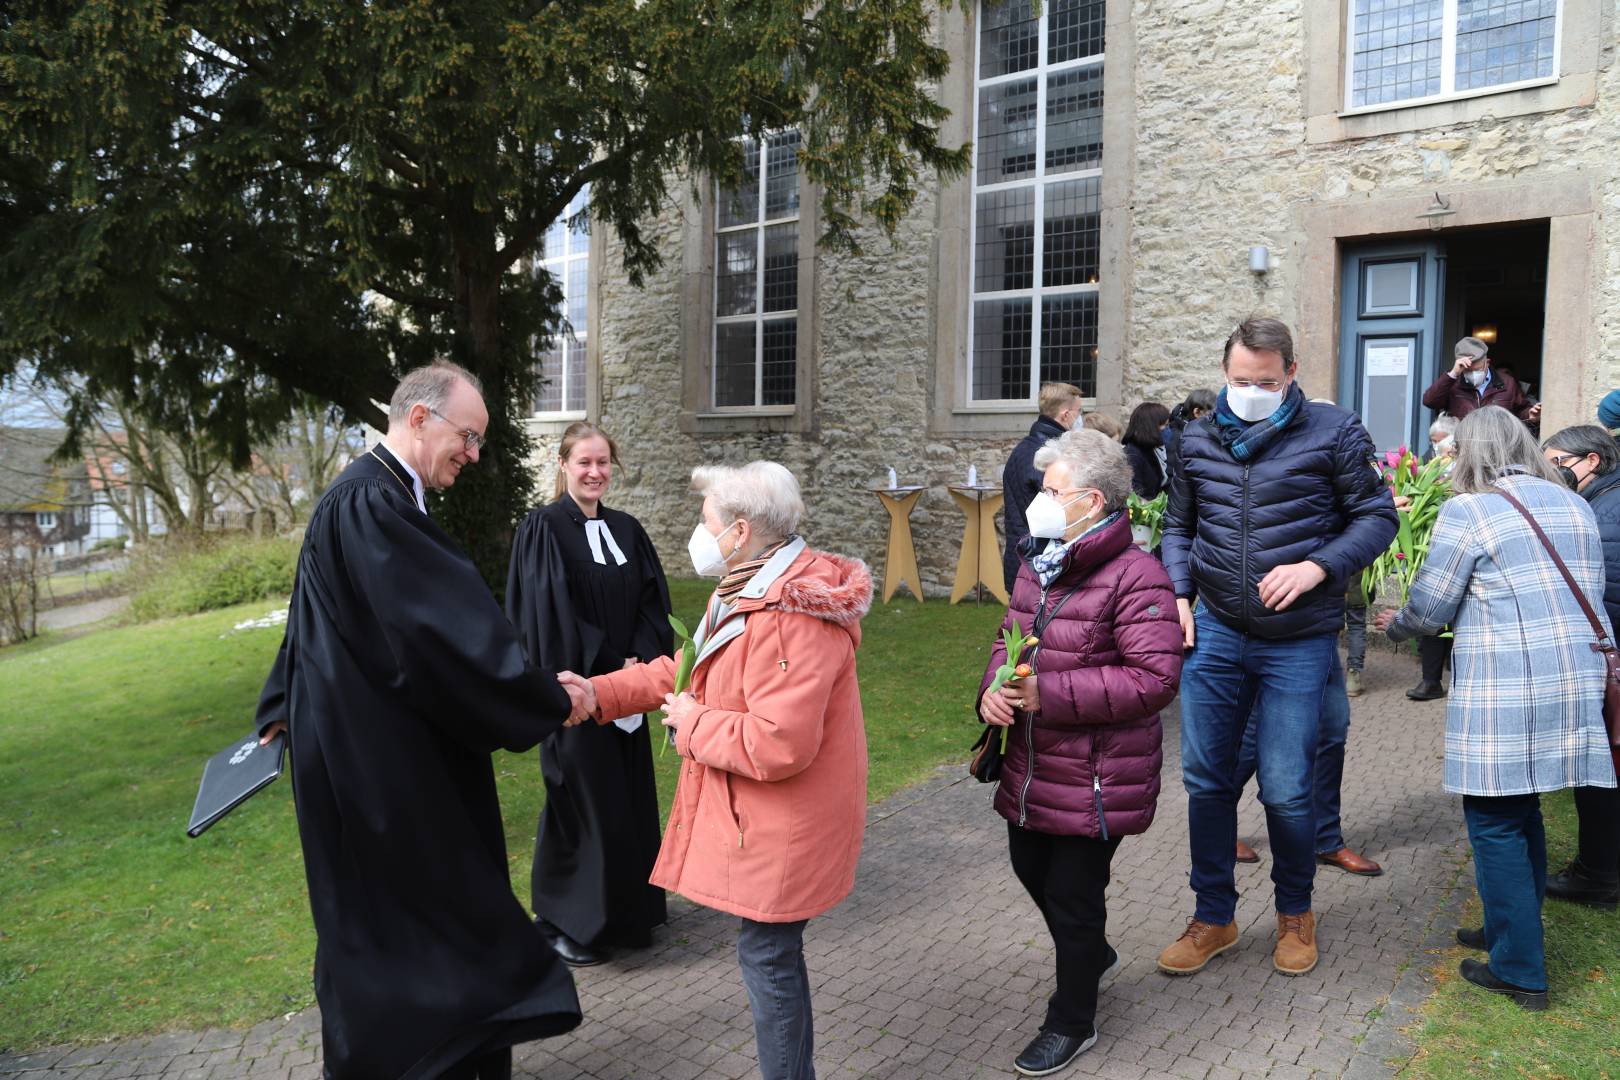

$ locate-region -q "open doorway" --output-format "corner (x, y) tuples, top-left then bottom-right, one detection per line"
(1441, 223), (1549, 406)
(1338, 223), (1550, 454)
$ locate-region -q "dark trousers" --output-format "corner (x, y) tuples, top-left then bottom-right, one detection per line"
(737, 918), (815, 1080)
(439, 1048), (512, 1080)
(1463, 793), (1548, 992)
(1007, 821), (1122, 1039)
(1573, 783), (1620, 882)
(1418, 634), (1451, 686)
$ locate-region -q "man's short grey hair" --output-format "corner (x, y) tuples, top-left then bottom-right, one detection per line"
(691, 461), (805, 542)
(1032, 428), (1133, 514)
(388, 362), (484, 426)
(1543, 425), (1620, 477)
(1453, 337), (1489, 361)
(1449, 405), (1563, 494)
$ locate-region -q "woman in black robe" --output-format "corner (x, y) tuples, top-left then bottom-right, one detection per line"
(505, 422), (673, 965)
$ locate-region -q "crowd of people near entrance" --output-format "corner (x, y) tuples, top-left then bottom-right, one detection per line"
(254, 321), (1618, 1080)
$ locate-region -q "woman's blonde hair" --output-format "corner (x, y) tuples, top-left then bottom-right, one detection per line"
(555, 422), (621, 499)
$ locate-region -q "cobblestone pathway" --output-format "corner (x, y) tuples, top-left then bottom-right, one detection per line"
(1, 649), (1471, 1080)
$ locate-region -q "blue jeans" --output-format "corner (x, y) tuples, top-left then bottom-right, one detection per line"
(737, 918), (815, 1080)
(1180, 608), (1337, 924)
(1463, 794), (1548, 992)
(1235, 651), (1350, 855)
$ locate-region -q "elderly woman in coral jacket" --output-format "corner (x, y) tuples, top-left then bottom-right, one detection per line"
(979, 428), (1184, 1078)
(565, 461), (871, 1080)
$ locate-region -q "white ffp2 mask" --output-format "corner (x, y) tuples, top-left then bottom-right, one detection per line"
(1026, 491), (1089, 540)
(687, 521), (737, 577)
(1226, 384), (1286, 423)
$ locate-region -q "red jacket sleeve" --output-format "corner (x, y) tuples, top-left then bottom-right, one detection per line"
(1422, 373), (1458, 412)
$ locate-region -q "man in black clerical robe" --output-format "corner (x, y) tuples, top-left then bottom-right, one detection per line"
(255, 362), (584, 1080)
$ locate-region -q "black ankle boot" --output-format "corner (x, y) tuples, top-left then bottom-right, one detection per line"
(1546, 861), (1620, 910)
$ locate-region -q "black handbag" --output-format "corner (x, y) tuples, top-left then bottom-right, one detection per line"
(967, 582), (1082, 784)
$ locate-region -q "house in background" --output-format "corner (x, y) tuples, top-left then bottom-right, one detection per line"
(0, 426), (92, 559)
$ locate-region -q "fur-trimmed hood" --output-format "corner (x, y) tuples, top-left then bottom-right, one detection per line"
(776, 551), (873, 627)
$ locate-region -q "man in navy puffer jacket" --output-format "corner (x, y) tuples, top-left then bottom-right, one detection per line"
(1156, 318), (1397, 980)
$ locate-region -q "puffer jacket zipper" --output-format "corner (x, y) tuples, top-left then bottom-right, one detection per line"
(1089, 736), (1110, 842)
(1240, 462), (1252, 625)
(1016, 583), (1052, 827)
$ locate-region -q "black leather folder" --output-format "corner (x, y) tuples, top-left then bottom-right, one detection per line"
(186, 731), (287, 838)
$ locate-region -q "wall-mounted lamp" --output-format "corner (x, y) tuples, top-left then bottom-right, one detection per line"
(1249, 246), (1270, 274)
(1471, 323), (1498, 344)
(1416, 191), (1456, 231)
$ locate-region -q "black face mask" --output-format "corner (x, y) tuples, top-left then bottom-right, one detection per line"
(1558, 465), (1581, 491)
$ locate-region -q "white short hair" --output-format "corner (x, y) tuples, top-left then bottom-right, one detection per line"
(690, 461), (805, 541)
(1032, 428), (1133, 514)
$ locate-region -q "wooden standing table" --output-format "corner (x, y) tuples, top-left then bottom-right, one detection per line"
(870, 487), (926, 602)
(947, 484), (1009, 605)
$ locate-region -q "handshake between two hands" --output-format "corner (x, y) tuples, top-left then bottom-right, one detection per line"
(557, 671), (599, 727)
(556, 663), (701, 731)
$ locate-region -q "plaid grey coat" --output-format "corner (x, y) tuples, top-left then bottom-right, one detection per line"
(1387, 473), (1619, 796)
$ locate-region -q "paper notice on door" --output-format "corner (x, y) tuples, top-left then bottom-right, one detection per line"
(1365, 344), (1411, 378)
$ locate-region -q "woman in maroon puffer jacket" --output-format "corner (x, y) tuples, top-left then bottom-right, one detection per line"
(978, 427), (1184, 1078)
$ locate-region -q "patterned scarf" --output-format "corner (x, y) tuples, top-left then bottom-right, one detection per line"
(1030, 511), (1122, 587)
(715, 536), (795, 605)
(1212, 381), (1306, 462)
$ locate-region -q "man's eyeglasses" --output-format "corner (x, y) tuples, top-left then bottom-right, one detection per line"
(428, 408), (488, 453)
(1041, 487), (1089, 501)
(1228, 379), (1285, 392)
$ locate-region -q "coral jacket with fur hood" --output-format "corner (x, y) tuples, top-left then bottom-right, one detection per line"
(591, 543), (872, 923)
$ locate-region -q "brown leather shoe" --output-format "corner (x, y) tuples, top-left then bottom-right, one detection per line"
(1157, 918), (1239, 975)
(1274, 911), (1318, 975)
(1235, 840), (1260, 864)
(1318, 847), (1383, 876)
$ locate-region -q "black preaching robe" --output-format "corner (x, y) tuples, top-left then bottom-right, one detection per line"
(255, 446), (581, 1080)
(504, 493), (673, 948)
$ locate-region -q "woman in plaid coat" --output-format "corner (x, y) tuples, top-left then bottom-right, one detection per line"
(1376, 406), (1617, 1011)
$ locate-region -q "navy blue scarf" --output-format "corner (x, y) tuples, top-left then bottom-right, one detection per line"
(1213, 381), (1305, 462)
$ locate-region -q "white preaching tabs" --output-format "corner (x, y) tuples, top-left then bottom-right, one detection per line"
(613, 713), (644, 734)
(393, 453), (428, 514)
(584, 519), (628, 566)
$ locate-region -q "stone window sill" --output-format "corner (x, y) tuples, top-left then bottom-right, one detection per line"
(680, 408), (807, 435)
(524, 412), (589, 436)
(1307, 72), (1596, 144)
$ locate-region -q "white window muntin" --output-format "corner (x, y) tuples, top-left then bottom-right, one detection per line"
(1342, 0), (1562, 113)
(969, 1), (1103, 405)
(713, 131), (799, 410)
(535, 186), (590, 416)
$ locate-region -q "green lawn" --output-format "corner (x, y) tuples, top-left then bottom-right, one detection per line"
(0, 581), (1003, 1052)
(41, 568), (123, 604)
(1404, 788), (1620, 1078)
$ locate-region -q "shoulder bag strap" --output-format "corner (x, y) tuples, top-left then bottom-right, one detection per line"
(1494, 485), (1613, 647)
